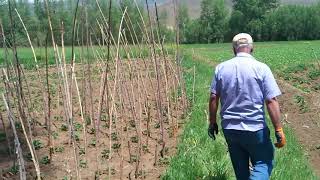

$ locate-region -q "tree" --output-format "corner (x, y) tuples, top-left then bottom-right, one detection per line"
(199, 0), (229, 43)
(177, 2), (190, 43)
(185, 19), (201, 44)
(230, 0), (279, 41)
(120, 0), (144, 44)
(156, 9), (175, 43)
(262, 3), (320, 41)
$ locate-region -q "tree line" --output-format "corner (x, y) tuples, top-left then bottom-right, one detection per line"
(179, 0), (320, 43)
(0, 0), (148, 47)
(0, 0), (320, 47)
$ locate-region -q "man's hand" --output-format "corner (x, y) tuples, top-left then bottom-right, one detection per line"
(266, 97), (285, 148)
(208, 123), (219, 140)
(275, 128), (286, 148)
(208, 93), (219, 140)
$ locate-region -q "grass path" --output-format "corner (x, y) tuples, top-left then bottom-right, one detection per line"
(162, 45), (318, 179)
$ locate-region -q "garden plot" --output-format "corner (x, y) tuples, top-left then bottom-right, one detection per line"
(0, 57), (187, 179)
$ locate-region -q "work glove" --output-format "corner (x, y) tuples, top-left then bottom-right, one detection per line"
(275, 128), (286, 148)
(208, 123), (219, 140)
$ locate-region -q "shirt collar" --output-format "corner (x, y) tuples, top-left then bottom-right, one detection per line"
(236, 52), (253, 58)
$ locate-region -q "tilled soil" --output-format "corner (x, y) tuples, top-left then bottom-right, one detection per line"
(0, 59), (187, 179)
(278, 79), (320, 176)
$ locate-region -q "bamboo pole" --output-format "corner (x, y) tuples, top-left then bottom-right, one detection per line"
(145, 0), (166, 160)
(154, 1), (172, 130)
(0, 112), (12, 159)
(15, 9), (51, 169)
(44, 1), (80, 179)
(45, 31), (53, 162)
(2, 94), (26, 180)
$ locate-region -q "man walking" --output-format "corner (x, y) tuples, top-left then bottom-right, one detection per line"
(208, 33), (286, 180)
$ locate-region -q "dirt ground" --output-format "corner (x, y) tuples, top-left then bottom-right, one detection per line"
(0, 58), (187, 179)
(277, 79), (320, 176)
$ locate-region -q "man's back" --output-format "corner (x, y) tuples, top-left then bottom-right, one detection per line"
(208, 33), (286, 180)
(211, 52), (281, 131)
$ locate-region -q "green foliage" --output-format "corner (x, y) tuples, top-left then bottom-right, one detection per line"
(79, 147), (85, 156)
(130, 154), (138, 163)
(184, 20), (201, 44)
(73, 122), (82, 131)
(230, 0), (279, 41)
(180, 1), (320, 42)
(15, 121), (22, 131)
(9, 165), (19, 175)
(52, 131), (59, 140)
(0, 0), (163, 48)
(54, 146), (65, 153)
(284, 64), (307, 74)
(199, 0), (229, 43)
(79, 159), (87, 168)
(130, 136), (139, 143)
(112, 143), (121, 150)
(163, 43), (318, 179)
(178, 3), (190, 43)
(0, 132), (6, 142)
(89, 138), (96, 147)
(263, 4), (320, 41)
(88, 128), (95, 135)
(74, 132), (80, 142)
(60, 124), (68, 131)
(154, 122), (160, 129)
(185, 0), (229, 43)
(312, 84), (320, 91)
(111, 132), (118, 141)
(294, 95), (309, 113)
(33, 139), (43, 150)
(40, 156), (50, 165)
(308, 69), (320, 80)
(101, 149), (110, 159)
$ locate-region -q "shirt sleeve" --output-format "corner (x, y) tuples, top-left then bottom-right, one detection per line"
(210, 66), (220, 95)
(263, 66), (281, 100)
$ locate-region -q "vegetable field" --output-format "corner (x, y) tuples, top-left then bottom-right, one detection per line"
(0, 0), (320, 179)
(0, 0), (189, 179)
(1, 38), (320, 179)
(164, 41), (320, 179)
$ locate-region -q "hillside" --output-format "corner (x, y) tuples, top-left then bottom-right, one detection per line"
(154, 0), (319, 26)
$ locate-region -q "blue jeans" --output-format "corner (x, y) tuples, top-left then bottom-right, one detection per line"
(223, 128), (274, 180)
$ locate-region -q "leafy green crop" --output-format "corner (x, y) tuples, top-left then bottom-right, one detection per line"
(163, 42), (318, 179)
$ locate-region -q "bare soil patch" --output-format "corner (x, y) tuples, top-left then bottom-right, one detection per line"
(277, 79), (320, 176)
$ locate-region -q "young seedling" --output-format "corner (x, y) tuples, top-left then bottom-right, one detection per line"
(89, 138), (96, 147)
(52, 132), (59, 140)
(60, 124), (68, 131)
(111, 132), (118, 141)
(33, 140), (43, 150)
(101, 149), (110, 159)
(112, 143), (121, 151)
(79, 159), (87, 168)
(130, 136), (139, 143)
(40, 156), (50, 165)
(79, 147), (85, 156)
(54, 146), (65, 153)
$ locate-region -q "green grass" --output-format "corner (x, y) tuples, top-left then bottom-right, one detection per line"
(0, 45), (154, 69)
(162, 42), (319, 179)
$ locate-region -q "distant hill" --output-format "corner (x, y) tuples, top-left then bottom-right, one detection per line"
(152, 0), (319, 26)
